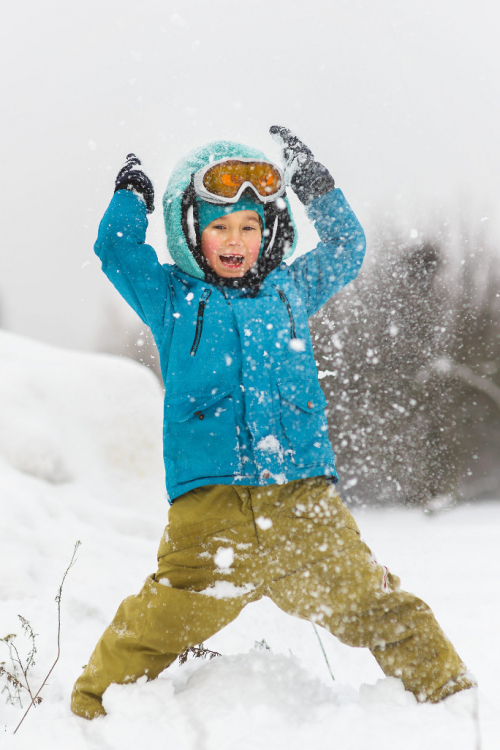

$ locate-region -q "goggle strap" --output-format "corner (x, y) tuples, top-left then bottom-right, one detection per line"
(267, 215), (279, 256)
(186, 205), (197, 247)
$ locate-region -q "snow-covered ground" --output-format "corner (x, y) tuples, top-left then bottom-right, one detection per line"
(0, 329), (498, 749)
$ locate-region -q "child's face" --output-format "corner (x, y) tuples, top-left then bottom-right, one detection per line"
(200, 210), (262, 278)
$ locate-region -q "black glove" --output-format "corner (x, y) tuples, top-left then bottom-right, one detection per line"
(114, 153), (155, 213)
(269, 126), (335, 205)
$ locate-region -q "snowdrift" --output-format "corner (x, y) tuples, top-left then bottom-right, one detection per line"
(0, 329), (164, 489)
(0, 330), (498, 749)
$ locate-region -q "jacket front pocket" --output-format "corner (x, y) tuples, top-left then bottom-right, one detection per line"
(277, 380), (329, 468)
(164, 388), (240, 484)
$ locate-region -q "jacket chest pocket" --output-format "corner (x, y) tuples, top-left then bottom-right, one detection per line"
(164, 388), (240, 484)
(277, 380), (328, 468)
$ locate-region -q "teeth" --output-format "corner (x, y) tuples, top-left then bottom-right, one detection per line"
(220, 255), (243, 264)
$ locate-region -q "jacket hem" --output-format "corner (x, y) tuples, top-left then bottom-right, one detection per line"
(167, 465), (338, 504)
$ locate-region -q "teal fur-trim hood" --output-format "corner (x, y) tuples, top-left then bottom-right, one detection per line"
(162, 141), (298, 288)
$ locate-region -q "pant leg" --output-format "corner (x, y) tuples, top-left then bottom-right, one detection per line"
(71, 484), (261, 719)
(261, 478), (474, 703)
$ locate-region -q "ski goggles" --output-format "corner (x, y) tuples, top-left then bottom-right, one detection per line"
(193, 158), (285, 204)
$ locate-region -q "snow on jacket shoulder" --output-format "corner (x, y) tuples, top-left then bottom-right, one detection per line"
(95, 187), (365, 502)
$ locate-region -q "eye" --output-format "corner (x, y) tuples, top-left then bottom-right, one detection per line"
(212, 223), (227, 230)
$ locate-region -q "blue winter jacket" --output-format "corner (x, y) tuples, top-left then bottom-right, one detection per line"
(95, 154), (365, 502)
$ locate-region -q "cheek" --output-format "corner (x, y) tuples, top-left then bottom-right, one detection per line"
(201, 232), (220, 262)
(247, 234), (262, 262)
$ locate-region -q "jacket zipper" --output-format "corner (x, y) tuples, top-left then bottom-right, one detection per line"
(277, 289), (296, 339)
(190, 289), (212, 356)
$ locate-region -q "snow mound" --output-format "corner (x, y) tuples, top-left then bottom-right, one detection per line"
(103, 651), (335, 741)
(0, 330), (166, 603)
(0, 329), (164, 489)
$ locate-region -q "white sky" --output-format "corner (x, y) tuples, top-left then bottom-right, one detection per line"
(1, 0), (499, 349)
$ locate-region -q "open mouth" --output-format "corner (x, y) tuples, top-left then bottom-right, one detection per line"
(219, 254), (244, 267)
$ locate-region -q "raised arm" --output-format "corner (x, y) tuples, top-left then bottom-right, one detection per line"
(270, 126), (366, 316)
(95, 155), (170, 341)
(291, 188), (366, 316)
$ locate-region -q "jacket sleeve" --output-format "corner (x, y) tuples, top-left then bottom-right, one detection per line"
(290, 188), (366, 316)
(94, 189), (171, 341)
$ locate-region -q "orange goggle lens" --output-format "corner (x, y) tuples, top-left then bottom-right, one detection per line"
(202, 160), (283, 199)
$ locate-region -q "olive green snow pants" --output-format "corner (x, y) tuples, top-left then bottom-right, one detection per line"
(71, 477), (473, 719)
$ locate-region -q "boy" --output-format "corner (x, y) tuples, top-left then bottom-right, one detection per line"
(71, 127), (475, 719)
